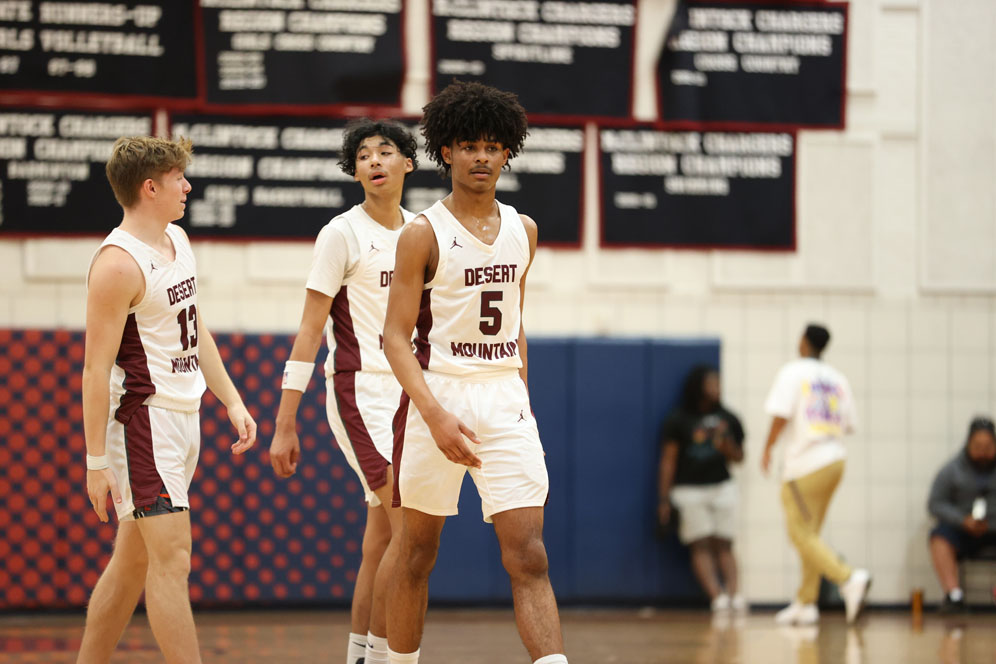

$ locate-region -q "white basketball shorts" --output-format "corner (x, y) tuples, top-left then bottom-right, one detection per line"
(326, 371), (402, 507)
(106, 404), (200, 522)
(393, 371), (549, 523)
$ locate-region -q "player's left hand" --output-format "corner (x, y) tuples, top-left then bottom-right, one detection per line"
(760, 448), (772, 476)
(227, 402), (257, 454)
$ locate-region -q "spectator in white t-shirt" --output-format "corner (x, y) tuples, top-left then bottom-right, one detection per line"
(761, 324), (871, 625)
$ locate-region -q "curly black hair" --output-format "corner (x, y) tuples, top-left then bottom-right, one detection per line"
(337, 118), (418, 178)
(680, 364), (719, 414)
(420, 80), (529, 176)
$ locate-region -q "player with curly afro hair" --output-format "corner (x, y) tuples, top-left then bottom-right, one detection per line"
(383, 82), (568, 664)
(420, 80), (529, 176)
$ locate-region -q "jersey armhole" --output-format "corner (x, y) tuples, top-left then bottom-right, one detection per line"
(422, 215), (444, 288)
(88, 243), (148, 312)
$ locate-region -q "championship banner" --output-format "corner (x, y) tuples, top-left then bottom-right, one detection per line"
(199, 0), (404, 107)
(403, 124), (585, 247)
(600, 125), (795, 249)
(431, 0), (637, 119)
(658, 1), (848, 128)
(0, 1), (196, 99)
(168, 114), (356, 239)
(0, 108), (154, 234)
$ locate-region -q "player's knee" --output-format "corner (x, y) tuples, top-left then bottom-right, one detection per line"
(501, 537), (549, 580)
(147, 546), (191, 579)
(400, 536), (439, 579)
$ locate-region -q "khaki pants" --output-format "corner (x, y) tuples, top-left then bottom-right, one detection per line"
(780, 460), (852, 604)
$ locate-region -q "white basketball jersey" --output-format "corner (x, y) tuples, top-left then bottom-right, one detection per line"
(318, 205), (415, 376)
(87, 224), (206, 422)
(417, 199), (530, 376)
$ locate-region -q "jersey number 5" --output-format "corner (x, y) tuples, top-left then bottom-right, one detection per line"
(176, 305), (198, 351)
(479, 291), (502, 335)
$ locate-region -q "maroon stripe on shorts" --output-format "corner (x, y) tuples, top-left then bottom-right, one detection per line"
(330, 286), (361, 373)
(391, 391), (411, 508)
(413, 289), (433, 370)
(124, 406), (163, 508)
(114, 313), (155, 425)
(333, 371), (389, 492)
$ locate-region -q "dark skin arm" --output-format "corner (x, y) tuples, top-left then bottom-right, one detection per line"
(657, 441), (679, 525)
(384, 217), (483, 468)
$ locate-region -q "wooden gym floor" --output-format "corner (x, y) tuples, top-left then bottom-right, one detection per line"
(1, 607), (993, 663)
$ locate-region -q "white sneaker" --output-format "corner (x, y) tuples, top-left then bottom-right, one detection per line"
(775, 601), (819, 625)
(711, 592), (731, 612)
(730, 594), (748, 612)
(839, 568), (871, 624)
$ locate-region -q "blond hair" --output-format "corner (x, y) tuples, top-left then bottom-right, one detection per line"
(105, 136), (193, 208)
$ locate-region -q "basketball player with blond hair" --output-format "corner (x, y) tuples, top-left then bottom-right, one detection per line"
(383, 81), (567, 664)
(269, 118), (417, 664)
(78, 136), (256, 663)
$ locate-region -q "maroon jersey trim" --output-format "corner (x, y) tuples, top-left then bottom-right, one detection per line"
(114, 313), (156, 425)
(414, 289), (433, 370)
(330, 286), (362, 373)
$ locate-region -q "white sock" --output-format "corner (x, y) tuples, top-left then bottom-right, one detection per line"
(365, 632), (390, 664)
(347, 632), (367, 664)
(949, 587), (964, 602)
(534, 655), (569, 664)
(388, 647), (420, 663)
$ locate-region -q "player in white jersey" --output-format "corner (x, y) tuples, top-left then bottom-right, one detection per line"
(269, 118), (417, 664)
(79, 137), (256, 664)
(383, 82), (567, 664)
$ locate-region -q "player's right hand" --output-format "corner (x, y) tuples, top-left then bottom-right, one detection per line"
(270, 429), (301, 478)
(86, 468), (121, 523)
(428, 410), (482, 468)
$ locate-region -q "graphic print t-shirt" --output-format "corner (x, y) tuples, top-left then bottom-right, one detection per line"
(764, 357), (857, 481)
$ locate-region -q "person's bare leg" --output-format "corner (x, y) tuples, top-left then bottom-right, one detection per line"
(386, 508), (445, 655)
(368, 469), (403, 638)
(689, 538), (722, 599)
(714, 538), (739, 596)
(76, 521), (148, 663)
(492, 507), (564, 661)
(136, 510), (200, 664)
(352, 500), (392, 635)
(929, 536), (960, 594)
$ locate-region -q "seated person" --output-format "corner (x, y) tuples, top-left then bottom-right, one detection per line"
(658, 365), (746, 611)
(928, 416), (996, 611)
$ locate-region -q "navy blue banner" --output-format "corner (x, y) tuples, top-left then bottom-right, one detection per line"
(658, 1), (848, 128)
(600, 126), (796, 249)
(0, 1), (196, 99)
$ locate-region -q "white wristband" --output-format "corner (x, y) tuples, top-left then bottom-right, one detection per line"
(282, 360), (314, 392)
(86, 454), (109, 470)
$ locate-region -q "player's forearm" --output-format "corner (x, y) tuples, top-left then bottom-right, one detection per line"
(199, 331), (244, 408)
(275, 330), (323, 432)
(81, 366), (112, 457)
(384, 333), (443, 419)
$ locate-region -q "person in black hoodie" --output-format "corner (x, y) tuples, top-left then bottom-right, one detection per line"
(658, 365), (746, 611)
(928, 416), (996, 611)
